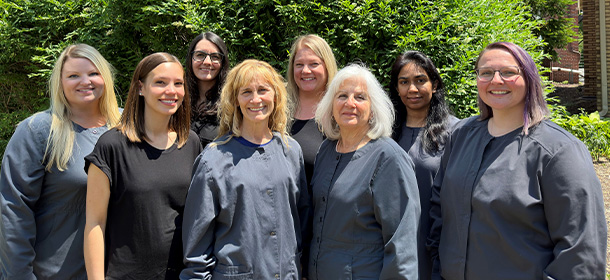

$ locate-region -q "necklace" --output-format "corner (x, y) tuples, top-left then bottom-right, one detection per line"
(336, 133), (368, 153)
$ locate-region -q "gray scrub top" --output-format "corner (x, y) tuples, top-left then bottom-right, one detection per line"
(0, 110), (108, 280)
(181, 133), (310, 279)
(309, 137), (421, 280)
(396, 116), (458, 280)
(429, 116), (607, 280)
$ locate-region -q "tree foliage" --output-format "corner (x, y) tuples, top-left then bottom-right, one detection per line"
(525, 0), (578, 60)
(1, 0), (545, 112)
(0, 0), (564, 160)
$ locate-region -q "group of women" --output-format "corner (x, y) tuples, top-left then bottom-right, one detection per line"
(0, 31), (605, 280)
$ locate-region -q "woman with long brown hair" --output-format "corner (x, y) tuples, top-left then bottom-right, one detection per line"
(84, 52), (201, 279)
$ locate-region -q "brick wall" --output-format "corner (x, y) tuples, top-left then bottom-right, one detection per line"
(582, 0), (610, 115)
(582, 0), (600, 99)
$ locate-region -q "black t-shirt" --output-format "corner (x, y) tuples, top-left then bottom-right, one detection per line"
(290, 119), (324, 186)
(85, 128), (202, 279)
(191, 114), (219, 149)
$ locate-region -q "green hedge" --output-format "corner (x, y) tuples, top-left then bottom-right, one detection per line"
(1, 0), (543, 112)
(550, 103), (610, 162)
(4, 0), (605, 163)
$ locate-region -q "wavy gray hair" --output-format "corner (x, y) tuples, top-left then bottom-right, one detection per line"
(315, 63), (394, 140)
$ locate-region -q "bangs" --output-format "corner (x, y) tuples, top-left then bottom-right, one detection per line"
(233, 64), (276, 90)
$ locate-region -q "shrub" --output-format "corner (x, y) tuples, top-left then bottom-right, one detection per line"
(0, 0), (556, 163)
(550, 103), (610, 161)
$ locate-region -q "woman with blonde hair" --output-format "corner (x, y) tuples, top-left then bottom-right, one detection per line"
(84, 52), (201, 279)
(309, 64), (420, 279)
(181, 59), (310, 279)
(286, 34), (338, 183)
(0, 43), (120, 279)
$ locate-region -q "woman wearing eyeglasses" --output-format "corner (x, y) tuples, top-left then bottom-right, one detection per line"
(185, 32), (229, 148)
(428, 42), (606, 279)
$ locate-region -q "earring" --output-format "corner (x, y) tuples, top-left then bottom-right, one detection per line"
(369, 117), (374, 124)
(139, 91), (143, 96)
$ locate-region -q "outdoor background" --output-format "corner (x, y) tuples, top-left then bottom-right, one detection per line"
(1, 0), (609, 276)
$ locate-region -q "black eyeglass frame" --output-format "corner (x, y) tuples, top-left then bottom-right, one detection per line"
(192, 51), (224, 63)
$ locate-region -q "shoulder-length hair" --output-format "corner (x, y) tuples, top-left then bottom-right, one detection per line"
(217, 59), (290, 145)
(286, 34), (338, 114)
(475, 42), (549, 135)
(315, 63), (394, 140)
(185, 31), (229, 120)
(117, 52), (191, 148)
(44, 43), (120, 171)
(389, 50), (453, 153)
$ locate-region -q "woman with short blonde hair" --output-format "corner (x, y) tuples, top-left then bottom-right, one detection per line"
(182, 59), (310, 279)
(217, 59), (291, 142)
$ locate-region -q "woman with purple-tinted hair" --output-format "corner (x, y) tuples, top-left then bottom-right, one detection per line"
(428, 42), (606, 279)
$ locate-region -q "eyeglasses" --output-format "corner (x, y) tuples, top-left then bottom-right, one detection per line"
(475, 66), (521, 82)
(192, 51), (224, 63)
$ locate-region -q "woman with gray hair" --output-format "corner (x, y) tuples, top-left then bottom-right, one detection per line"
(308, 64), (420, 279)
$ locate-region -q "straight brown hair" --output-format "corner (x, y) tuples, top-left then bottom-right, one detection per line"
(117, 52), (191, 147)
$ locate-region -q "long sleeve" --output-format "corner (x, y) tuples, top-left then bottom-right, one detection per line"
(180, 154), (218, 280)
(540, 140), (606, 279)
(372, 152), (420, 280)
(182, 134), (306, 279)
(427, 129), (453, 280)
(426, 118), (607, 280)
(0, 115), (48, 280)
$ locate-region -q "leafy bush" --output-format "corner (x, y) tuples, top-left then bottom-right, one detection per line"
(550, 103), (610, 161)
(0, 70), (47, 160)
(0, 0), (566, 163)
(1, 0), (544, 110)
(526, 0), (578, 60)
